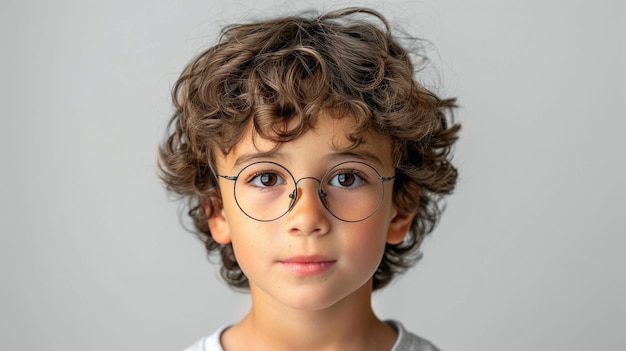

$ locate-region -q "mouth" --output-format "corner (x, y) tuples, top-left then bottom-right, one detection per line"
(278, 255), (337, 275)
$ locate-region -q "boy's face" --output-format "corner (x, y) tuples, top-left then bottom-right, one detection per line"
(207, 113), (413, 311)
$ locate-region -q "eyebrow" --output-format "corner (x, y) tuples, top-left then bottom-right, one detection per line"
(231, 151), (287, 169)
(230, 149), (387, 171)
(322, 150), (386, 167)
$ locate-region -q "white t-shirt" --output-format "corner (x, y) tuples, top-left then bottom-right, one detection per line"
(183, 320), (440, 351)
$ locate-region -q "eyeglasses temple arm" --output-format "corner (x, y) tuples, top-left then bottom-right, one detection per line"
(217, 175), (238, 181)
(380, 175), (395, 182)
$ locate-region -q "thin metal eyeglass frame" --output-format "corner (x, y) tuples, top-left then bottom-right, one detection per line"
(216, 161), (396, 223)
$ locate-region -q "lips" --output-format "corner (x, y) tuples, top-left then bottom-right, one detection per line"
(278, 255), (336, 275)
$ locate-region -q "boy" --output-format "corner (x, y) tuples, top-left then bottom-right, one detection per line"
(159, 7), (459, 351)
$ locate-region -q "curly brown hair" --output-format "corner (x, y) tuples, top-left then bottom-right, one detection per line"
(158, 7), (460, 291)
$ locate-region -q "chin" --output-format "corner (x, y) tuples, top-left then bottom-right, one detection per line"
(268, 281), (371, 312)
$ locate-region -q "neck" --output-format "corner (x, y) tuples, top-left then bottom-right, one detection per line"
(222, 280), (397, 351)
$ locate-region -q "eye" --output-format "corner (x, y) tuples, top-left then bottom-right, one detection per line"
(249, 172), (285, 188)
(328, 172), (365, 189)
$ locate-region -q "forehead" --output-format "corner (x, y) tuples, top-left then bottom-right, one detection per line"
(219, 113), (394, 170)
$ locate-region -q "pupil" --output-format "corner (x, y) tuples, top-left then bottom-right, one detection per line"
(338, 173), (354, 186)
(261, 173), (276, 186)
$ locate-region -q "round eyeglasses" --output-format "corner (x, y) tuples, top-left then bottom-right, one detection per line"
(217, 161), (395, 222)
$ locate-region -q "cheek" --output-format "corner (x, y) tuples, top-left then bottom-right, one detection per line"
(343, 219), (390, 267)
(225, 215), (255, 251)
(228, 229), (259, 280)
(226, 217), (278, 274)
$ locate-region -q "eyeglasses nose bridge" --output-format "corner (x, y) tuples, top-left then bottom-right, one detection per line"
(288, 176), (325, 210)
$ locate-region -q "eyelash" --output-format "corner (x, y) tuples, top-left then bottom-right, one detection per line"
(238, 163), (378, 190)
(327, 169), (368, 187)
(246, 171), (287, 187)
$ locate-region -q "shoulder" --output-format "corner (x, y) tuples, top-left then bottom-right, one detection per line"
(388, 320), (441, 351)
(181, 326), (226, 351)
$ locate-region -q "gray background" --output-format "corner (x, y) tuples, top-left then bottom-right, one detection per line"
(1, 0), (624, 350)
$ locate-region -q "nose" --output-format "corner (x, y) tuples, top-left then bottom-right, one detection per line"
(285, 177), (330, 236)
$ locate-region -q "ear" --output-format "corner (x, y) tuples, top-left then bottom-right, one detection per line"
(386, 210), (415, 245)
(203, 199), (231, 244)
